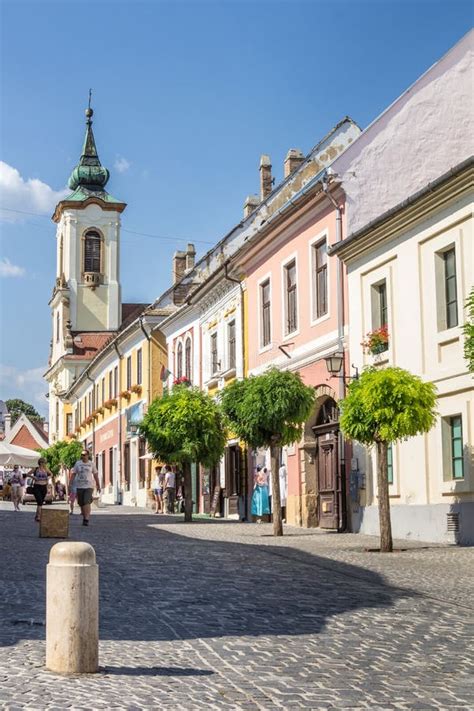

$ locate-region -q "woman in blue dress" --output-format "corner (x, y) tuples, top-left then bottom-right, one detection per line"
(251, 465), (270, 522)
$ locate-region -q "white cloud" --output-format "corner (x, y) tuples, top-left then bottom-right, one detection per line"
(0, 258), (25, 278)
(0, 161), (69, 222)
(114, 155), (131, 174)
(0, 365), (48, 417)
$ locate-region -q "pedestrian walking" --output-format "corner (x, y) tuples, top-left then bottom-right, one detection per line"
(28, 458), (52, 522)
(10, 465), (24, 512)
(68, 468), (77, 515)
(163, 465), (176, 514)
(152, 465), (165, 513)
(72, 450), (101, 526)
(251, 465), (270, 523)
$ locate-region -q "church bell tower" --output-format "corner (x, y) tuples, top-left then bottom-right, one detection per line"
(50, 101), (127, 366)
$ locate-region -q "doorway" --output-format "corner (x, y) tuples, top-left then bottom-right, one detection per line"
(312, 397), (345, 530)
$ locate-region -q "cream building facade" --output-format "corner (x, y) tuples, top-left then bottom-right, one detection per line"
(331, 31), (474, 544)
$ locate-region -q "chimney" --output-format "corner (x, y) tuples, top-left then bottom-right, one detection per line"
(4, 413), (11, 437)
(243, 194), (260, 219)
(185, 243), (196, 271)
(259, 154), (273, 201)
(172, 250), (187, 284)
(284, 149), (304, 178)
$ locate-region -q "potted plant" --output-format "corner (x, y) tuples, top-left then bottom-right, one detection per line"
(361, 325), (389, 355)
(120, 390), (131, 400)
(131, 384), (142, 394)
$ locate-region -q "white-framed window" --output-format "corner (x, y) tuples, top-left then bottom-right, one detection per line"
(283, 257), (298, 336)
(442, 414), (465, 481)
(66, 413), (73, 435)
(371, 279), (388, 330)
(185, 337), (192, 380)
(228, 320), (236, 370)
(260, 277), (271, 348)
(126, 356), (132, 390)
(311, 236), (328, 320)
(176, 341), (183, 379)
(109, 370), (113, 399)
(137, 348), (142, 385)
(435, 245), (459, 331)
(210, 332), (219, 375)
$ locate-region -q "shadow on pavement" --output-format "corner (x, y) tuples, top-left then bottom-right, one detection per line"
(101, 666), (214, 677)
(1, 510), (414, 647)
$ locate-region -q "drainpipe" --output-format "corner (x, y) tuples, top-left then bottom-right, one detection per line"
(114, 341), (123, 504)
(139, 317), (152, 493)
(224, 263), (248, 520)
(322, 173), (347, 531)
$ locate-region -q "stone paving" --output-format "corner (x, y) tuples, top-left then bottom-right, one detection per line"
(1, 501), (473, 710)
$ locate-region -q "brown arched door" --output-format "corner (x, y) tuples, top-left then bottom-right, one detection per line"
(312, 398), (344, 530)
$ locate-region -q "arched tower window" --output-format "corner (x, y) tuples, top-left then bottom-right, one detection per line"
(185, 338), (192, 381)
(84, 230), (102, 273)
(176, 341), (183, 379)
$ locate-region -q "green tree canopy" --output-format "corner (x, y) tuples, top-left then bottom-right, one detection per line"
(39, 440), (83, 477)
(5, 398), (43, 425)
(463, 287), (474, 373)
(340, 367), (438, 445)
(220, 368), (316, 450)
(340, 366), (437, 552)
(139, 385), (228, 521)
(221, 368), (315, 536)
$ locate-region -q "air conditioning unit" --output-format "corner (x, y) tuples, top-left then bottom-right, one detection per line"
(83, 272), (101, 289)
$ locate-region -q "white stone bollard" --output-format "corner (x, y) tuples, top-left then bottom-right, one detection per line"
(46, 542), (99, 674)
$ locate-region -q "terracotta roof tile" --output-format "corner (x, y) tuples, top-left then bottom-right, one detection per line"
(65, 332), (115, 361)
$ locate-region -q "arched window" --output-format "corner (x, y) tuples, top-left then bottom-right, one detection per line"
(84, 230), (101, 273)
(176, 341), (183, 379)
(56, 312), (60, 343)
(185, 338), (192, 381)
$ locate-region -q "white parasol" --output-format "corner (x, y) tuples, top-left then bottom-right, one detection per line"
(0, 441), (41, 468)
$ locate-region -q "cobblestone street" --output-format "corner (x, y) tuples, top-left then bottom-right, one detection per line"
(1, 503), (473, 710)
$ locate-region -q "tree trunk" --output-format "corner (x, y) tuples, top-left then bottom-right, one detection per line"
(270, 442), (283, 537)
(183, 461), (193, 523)
(376, 440), (393, 552)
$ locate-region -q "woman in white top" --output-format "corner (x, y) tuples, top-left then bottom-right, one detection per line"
(10, 465), (24, 512)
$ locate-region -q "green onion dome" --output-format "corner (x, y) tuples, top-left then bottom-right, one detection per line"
(68, 108), (110, 191)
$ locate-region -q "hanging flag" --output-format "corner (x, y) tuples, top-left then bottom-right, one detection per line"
(160, 365), (171, 382)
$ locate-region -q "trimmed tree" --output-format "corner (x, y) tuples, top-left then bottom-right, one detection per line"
(220, 368), (315, 537)
(39, 439), (83, 477)
(139, 385), (227, 522)
(463, 287), (474, 373)
(340, 367), (437, 552)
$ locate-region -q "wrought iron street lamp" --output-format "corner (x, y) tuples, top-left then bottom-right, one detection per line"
(324, 352), (359, 381)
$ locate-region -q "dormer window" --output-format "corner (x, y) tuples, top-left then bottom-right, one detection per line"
(84, 230), (101, 274)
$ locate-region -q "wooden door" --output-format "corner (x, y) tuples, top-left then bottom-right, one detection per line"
(316, 432), (339, 529)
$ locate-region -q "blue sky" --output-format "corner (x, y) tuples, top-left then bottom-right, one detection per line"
(0, 0), (472, 415)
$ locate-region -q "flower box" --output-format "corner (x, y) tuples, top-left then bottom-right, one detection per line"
(361, 325), (389, 356)
(104, 398), (117, 409)
(130, 384), (142, 394)
(120, 390), (131, 400)
(173, 376), (191, 387)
